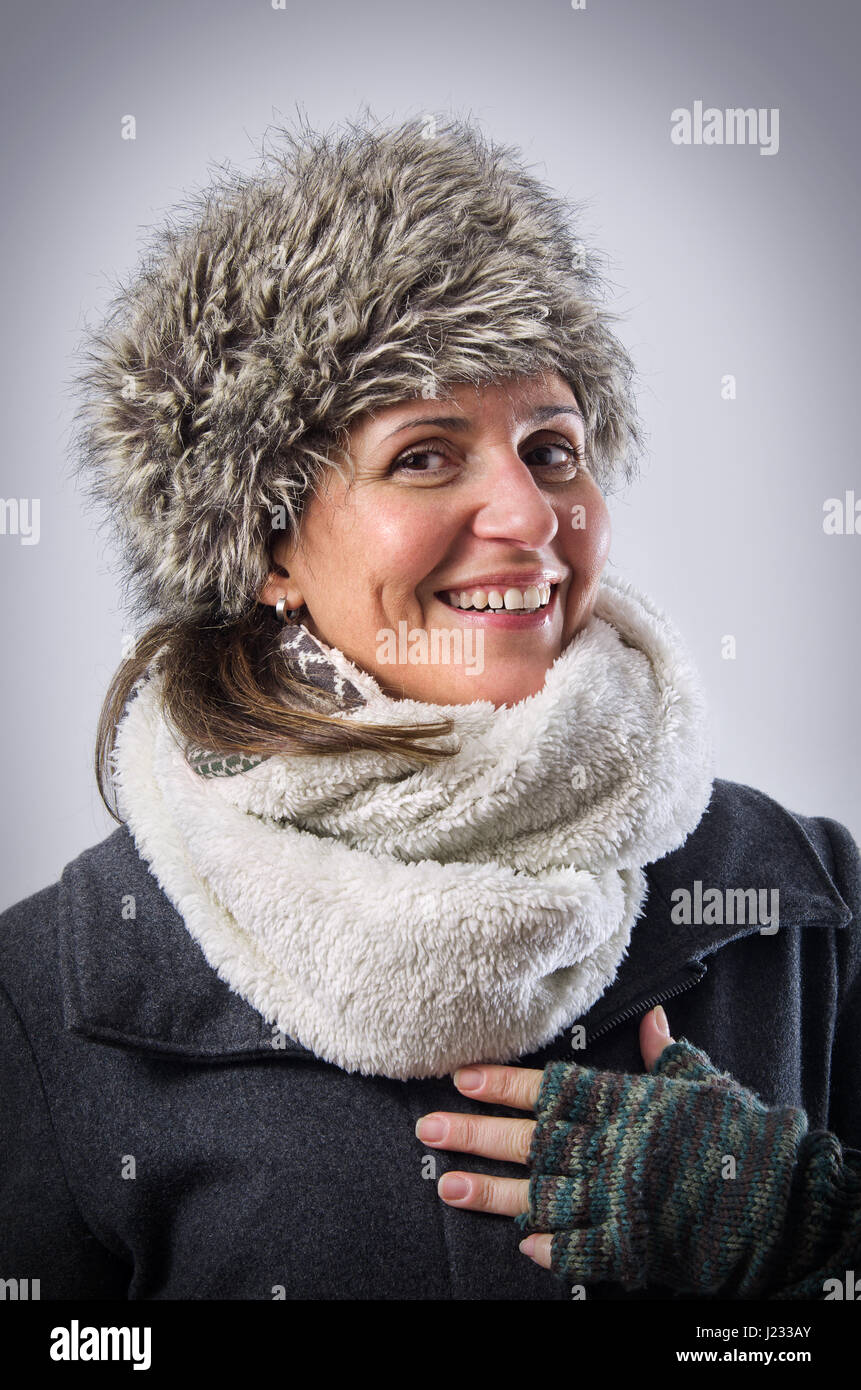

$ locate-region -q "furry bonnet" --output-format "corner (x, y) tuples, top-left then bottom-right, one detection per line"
(71, 107), (643, 625)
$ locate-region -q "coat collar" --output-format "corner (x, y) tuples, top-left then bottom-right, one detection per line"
(59, 779), (852, 1064)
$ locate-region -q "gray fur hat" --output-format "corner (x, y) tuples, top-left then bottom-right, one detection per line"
(71, 107), (643, 626)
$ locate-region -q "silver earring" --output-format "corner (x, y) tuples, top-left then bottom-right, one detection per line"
(275, 596), (303, 624)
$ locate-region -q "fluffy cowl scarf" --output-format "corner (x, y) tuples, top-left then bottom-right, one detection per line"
(111, 571), (715, 1081)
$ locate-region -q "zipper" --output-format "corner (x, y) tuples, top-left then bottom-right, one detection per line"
(584, 961), (706, 1046)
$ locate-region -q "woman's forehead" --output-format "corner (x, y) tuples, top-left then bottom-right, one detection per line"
(356, 372), (581, 433)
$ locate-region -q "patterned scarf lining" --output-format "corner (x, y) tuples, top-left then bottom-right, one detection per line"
(185, 623), (367, 778)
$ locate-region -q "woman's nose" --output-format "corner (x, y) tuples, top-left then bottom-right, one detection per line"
(468, 451), (559, 549)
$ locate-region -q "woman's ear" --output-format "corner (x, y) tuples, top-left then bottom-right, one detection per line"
(257, 572), (304, 611)
(259, 532), (305, 608)
(257, 564), (304, 610)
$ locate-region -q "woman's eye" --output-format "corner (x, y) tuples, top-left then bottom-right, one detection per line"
(387, 435), (586, 480)
(388, 443), (456, 476)
(524, 438), (586, 477)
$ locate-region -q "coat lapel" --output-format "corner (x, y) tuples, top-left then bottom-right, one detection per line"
(59, 823), (314, 1061)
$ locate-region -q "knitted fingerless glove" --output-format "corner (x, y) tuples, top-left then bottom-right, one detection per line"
(516, 1038), (861, 1298)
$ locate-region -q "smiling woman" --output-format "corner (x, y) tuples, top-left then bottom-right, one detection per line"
(1, 108), (860, 1303)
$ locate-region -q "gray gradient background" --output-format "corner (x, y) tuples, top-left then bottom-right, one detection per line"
(1, 0), (858, 907)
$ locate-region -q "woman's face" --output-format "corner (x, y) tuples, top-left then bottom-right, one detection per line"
(262, 371), (611, 706)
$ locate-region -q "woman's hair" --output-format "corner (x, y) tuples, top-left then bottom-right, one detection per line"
(70, 105), (644, 820)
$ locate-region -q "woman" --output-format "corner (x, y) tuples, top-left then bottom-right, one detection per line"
(1, 110), (859, 1302)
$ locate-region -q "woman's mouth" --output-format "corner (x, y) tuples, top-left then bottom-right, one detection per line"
(433, 582), (559, 626)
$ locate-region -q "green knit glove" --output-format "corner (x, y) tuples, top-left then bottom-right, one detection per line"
(515, 1038), (811, 1297)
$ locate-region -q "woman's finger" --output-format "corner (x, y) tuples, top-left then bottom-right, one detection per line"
(437, 1171), (531, 1218)
(518, 1233), (554, 1269)
(638, 1005), (675, 1071)
(416, 1111), (535, 1164)
(451, 1063), (545, 1111)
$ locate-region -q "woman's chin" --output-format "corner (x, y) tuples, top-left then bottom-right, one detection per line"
(366, 601), (581, 705)
(376, 659), (558, 707)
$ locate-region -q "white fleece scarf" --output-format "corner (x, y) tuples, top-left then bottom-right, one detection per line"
(110, 571), (714, 1080)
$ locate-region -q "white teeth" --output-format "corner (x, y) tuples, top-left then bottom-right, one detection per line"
(443, 583), (555, 612)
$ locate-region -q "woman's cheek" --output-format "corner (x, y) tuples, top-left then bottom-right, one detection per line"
(563, 482), (611, 576)
(585, 501), (612, 578)
(561, 486), (611, 638)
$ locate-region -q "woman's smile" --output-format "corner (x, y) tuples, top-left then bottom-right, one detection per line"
(431, 576), (562, 628)
(434, 568), (561, 612)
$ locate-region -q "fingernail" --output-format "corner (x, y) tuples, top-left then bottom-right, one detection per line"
(453, 1068), (483, 1091)
(416, 1116), (448, 1143)
(653, 1005), (671, 1036)
(519, 1236), (536, 1256)
(439, 1175), (471, 1201)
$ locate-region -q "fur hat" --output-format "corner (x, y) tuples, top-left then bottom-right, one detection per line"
(70, 107), (643, 625)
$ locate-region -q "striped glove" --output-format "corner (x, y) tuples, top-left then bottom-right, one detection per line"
(516, 1038), (817, 1297)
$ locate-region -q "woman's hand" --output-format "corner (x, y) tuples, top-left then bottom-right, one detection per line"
(415, 1006), (814, 1296)
(415, 1005), (675, 1273)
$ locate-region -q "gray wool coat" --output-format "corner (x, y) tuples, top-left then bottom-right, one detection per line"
(1, 777), (859, 1301)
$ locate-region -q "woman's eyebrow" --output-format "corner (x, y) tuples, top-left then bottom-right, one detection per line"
(382, 404), (584, 439)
